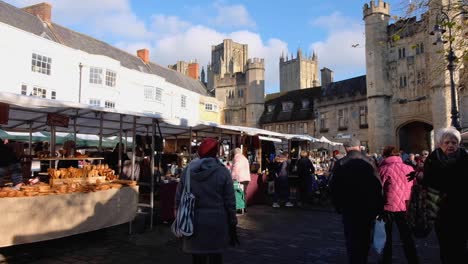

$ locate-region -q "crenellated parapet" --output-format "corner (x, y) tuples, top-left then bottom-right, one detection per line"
(363, 0), (390, 18)
(246, 58), (265, 70)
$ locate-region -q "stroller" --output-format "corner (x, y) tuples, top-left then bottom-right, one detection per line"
(311, 174), (330, 205)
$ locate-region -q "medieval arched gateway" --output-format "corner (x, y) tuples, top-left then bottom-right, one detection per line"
(397, 121), (433, 155)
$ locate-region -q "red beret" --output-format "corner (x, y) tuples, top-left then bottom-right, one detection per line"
(198, 138), (218, 158)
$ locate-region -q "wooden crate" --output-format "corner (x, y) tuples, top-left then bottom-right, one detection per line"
(49, 176), (107, 186)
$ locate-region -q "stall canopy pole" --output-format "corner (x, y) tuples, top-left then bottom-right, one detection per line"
(50, 125), (56, 169)
(98, 112), (104, 152)
(28, 121), (32, 155)
(155, 119), (162, 182)
(150, 119), (156, 230)
(131, 116), (137, 181)
(118, 115), (123, 176)
(73, 114), (77, 144)
(188, 127), (192, 161)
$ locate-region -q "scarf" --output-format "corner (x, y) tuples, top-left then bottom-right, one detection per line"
(435, 148), (461, 168)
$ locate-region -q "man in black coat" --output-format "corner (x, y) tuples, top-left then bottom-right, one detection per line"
(0, 138), (23, 189)
(329, 138), (384, 264)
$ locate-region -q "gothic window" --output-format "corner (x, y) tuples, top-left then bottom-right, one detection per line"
(359, 106), (368, 128)
(51, 91), (56, 100)
(338, 108), (348, 130)
(398, 47), (406, 59)
(399, 75), (407, 88)
(238, 89), (244, 98)
(415, 43), (424, 55)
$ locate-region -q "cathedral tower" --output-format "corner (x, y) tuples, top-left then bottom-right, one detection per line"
(363, 0), (392, 152)
(279, 49), (320, 92)
(208, 39), (265, 127)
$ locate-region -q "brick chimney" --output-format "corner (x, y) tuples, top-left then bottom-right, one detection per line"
(22, 2), (52, 24)
(187, 62), (199, 80)
(137, 49), (150, 64)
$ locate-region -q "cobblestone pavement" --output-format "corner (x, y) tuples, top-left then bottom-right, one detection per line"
(0, 204), (440, 264)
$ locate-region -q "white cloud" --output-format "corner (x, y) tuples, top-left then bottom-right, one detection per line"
(150, 14), (191, 37)
(6, 0), (284, 93)
(211, 3), (256, 29)
(309, 12), (366, 80)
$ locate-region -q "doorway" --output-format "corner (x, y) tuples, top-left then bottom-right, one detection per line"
(398, 121), (433, 154)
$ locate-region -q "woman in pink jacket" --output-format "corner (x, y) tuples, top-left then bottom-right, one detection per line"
(378, 146), (419, 264)
(231, 148), (251, 203)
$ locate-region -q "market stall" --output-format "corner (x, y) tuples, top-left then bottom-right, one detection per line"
(0, 91), (197, 243)
(0, 185), (138, 247)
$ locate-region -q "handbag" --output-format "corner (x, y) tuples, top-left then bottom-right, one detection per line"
(406, 184), (441, 238)
(171, 165), (196, 238)
(373, 219), (386, 254)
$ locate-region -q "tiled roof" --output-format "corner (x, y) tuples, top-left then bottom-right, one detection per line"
(260, 87), (321, 124)
(0, 1), (209, 96)
(320, 75), (366, 99)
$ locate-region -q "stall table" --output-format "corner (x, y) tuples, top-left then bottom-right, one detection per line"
(0, 186), (138, 247)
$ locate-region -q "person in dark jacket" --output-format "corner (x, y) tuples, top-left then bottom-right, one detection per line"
(296, 150), (315, 207)
(329, 138), (384, 264)
(175, 138), (238, 264)
(378, 146), (419, 264)
(422, 127), (468, 264)
(0, 138), (23, 189)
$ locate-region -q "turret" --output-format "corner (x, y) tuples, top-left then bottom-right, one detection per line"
(245, 58), (265, 127)
(363, 0), (392, 153)
(363, 0), (390, 19)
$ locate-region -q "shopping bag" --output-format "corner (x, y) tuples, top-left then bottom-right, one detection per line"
(406, 184), (441, 238)
(373, 219), (386, 254)
(171, 165), (196, 238)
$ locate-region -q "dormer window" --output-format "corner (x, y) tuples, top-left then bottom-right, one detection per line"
(282, 102), (293, 112)
(301, 99), (310, 109)
(267, 105), (275, 113)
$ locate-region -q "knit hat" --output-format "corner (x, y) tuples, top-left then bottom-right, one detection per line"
(198, 138), (218, 158)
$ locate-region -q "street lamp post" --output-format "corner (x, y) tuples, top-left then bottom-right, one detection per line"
(430, 0), (466, 131)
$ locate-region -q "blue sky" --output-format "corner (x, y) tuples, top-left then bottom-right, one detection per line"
(6, 0), (408, 94)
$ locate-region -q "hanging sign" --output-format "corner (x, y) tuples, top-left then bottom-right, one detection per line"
(46, 113), (69, 128)
(0, 103), (9, 125)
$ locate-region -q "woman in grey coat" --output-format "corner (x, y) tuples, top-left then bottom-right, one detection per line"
(175, 138), (238, 264)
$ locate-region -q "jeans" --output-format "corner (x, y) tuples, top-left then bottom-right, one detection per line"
(381, 211), (419, 264)
(273, 176), (290, 203)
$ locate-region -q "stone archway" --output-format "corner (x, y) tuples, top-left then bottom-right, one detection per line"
(398, 121), (433, 154)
